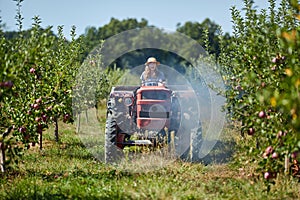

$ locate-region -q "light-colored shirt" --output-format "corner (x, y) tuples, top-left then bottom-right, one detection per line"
(140, 70), (165, 85)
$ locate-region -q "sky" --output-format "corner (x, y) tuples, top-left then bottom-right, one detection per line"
(1, 0), (281, 40)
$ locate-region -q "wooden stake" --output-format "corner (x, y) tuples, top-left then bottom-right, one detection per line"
(76, 113), (81, 133)
(285, 154), (289, 174)
(0, 143), (5, 172)
(85, 110), (88, 123)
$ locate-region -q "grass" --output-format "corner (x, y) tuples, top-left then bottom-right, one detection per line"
(0, 117), (300, 199)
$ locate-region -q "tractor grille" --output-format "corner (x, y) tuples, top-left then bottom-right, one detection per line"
(139, 111), (169, 118)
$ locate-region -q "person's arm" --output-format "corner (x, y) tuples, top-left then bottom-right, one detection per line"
(158, 71), (166, 86)
(140, 72), (145, 86)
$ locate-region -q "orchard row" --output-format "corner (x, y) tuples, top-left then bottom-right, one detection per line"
(0, 15), (120, 171)
(219, 0), (300, 179)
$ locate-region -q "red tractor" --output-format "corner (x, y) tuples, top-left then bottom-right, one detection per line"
(104, 83), (202, 163)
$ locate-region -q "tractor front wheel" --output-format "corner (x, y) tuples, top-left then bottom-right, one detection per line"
(105, 111), (125, 164)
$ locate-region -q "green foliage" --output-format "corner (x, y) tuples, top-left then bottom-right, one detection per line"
(0, 126), (299, 199)
(220, 0), (300, 180)
(80, 18), (149, 60)
(176, 18), (231, 56)
(2, 0), (299, 188)
(0, 1), (85, 170)
(73, 46), (126, 115)
(0, 2), (151, 171)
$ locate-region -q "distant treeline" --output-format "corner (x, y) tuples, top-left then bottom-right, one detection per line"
(3, 17), (231, 71)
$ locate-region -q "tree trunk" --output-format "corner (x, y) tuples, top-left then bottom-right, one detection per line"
(39, 133), (43, 150)
(55, 117), (59, 142)
(1, 127), (12, 172)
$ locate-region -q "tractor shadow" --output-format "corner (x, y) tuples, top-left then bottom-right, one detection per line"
(199, 139), (236, 165)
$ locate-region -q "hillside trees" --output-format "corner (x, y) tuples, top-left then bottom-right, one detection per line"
(80, 18), (230, 70)
(81, 18), (149, 60)
(176, 18), (231, 56)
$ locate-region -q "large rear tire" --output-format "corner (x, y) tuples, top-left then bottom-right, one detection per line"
(189, 124), (203, 162)
(178, 119), (203, 162)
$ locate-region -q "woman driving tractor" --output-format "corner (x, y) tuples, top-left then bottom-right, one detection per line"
(140, 57), (166, 86)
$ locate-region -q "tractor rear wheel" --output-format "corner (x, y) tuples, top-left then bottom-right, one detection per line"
(179, 121), (203, 162)
(189, 125), (203, 162)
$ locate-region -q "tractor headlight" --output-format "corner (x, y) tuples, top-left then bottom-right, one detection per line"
(124, 97), (133, 106)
